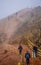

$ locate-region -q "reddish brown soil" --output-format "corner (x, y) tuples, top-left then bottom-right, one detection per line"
(0, 44), (41, 65)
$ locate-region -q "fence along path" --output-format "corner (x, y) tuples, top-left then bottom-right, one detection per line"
(27, 39), (41, 56)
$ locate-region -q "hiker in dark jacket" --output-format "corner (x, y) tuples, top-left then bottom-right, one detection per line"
(18, 44), (23, 55)
(25, 51), (30, 65)
(33, 46), (37, 58)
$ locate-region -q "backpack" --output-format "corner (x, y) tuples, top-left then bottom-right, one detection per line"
(26, 54), (30, 58)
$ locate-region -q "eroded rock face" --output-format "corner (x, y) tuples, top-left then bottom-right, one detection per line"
(0, 6), (41, 45)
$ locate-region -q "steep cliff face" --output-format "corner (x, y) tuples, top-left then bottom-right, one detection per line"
(0, 6), (41, 44)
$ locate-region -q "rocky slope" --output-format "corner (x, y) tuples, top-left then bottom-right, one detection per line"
(0, 6), (41, 45)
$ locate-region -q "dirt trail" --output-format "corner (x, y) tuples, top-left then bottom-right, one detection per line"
(0, 43), (41, 65)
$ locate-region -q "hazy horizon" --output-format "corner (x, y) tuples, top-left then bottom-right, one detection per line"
(0, 0), (41, 19)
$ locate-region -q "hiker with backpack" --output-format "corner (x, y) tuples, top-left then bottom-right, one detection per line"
(33, 46), (37, 58)
(18, 44), (23, 55)
(25, 51), (30, 65)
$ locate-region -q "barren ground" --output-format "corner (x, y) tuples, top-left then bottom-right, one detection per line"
(0, 43), (41, 65)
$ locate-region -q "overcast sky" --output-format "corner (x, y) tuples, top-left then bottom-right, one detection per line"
(0, 0), (41, 19)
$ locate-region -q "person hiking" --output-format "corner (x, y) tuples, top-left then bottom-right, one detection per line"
(18, 44), (23, 55)
(33, 46), (37, 58)
(25, 51), (30, 65)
